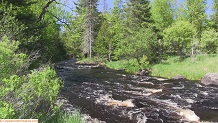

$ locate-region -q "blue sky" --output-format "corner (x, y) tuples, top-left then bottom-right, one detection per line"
(63, 0), (213, 16)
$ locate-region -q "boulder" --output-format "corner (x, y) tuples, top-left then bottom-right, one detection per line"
(136, 69), (149, 76)
(201, 73), (218, 85)
(172, 75), (186, 80)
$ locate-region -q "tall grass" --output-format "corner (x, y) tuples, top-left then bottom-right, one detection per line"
(45, 110), (83, 123)
(151, 55), (218, 80)
(106, 59), (141, 73)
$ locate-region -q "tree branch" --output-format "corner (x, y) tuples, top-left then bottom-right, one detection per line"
(37, 0), (56, 22)
(47, 11), (71, 30)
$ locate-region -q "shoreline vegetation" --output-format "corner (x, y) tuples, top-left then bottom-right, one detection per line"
(77, 54), (218, 80)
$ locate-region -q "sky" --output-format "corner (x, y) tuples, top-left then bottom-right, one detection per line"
(63, 0), (214, 17)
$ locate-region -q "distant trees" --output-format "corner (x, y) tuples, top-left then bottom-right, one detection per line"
(211, 0), (218, 30)
(184, 0), (207, 40)
(163, 20), (196, 60)
(114, 0), (158, 63)
(201, 29), (218, 53)
(151, 0), (174, 33)
(82, 0), (100, 58)
(59, 0), (218, 68)
(115, 28), (157, 64)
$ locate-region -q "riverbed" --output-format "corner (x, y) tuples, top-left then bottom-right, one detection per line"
(57, 59), (218, 123)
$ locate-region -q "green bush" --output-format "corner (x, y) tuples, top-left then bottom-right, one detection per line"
(0, 36), (62, 120)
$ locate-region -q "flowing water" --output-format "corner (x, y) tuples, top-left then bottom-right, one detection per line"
(56, 59), (218, 123)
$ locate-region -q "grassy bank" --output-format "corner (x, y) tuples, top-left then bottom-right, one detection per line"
(77, 57), (106, 64)
(105, 59), (141, 73)
(105, 55), (218, 80)
(151, 55), (218, 80)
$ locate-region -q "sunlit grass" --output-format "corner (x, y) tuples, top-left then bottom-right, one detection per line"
(151, 55), (218, 80)
(106, 59), (141, 73)
(45, 110), (83, 123)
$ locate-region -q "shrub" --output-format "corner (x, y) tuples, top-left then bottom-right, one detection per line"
(0, 36), (62, 121)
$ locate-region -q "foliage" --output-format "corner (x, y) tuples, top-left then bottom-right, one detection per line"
(0, 36), (27, 79)
(201, 29), (218, 53)
(163, 20), (196, 59)
(211, 0), (218, 30)
(94, 20), (112, 58)
(125, 0), (153, 29)
(115, 27), (158, 63)
(0, 0), (67, 64)
(151, 0), (174, 32)
(184, 0), (207, 39)
(0, 36), (62, 120)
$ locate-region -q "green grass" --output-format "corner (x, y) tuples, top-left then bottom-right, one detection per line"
(106, 59), (141, 73)
(77, 57), (106, 64)
(45, 110), (83, 123)
(151, 55), (218, 80)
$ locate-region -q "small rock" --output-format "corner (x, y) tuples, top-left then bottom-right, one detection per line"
(201, 73), (218, 85)
(172, 75), (186, 80)
(136, 69), (149, 76)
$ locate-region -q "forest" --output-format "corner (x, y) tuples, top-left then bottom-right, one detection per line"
(0, 0), (218, 122)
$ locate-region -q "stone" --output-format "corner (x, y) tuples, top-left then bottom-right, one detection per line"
(172, 75), (186, 80)
(201, 73), (218, 85)
(136, 69), (149, 76)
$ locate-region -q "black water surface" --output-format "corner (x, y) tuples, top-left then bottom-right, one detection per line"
(57, 59), (218, 123)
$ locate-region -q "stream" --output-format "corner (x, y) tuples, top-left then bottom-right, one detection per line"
(56, 59), (218, 123)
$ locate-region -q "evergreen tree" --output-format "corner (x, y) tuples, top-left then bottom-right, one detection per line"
(125, 0), (153, 30)
(94, 0), (124, 61)
(82, 0), (100, 58)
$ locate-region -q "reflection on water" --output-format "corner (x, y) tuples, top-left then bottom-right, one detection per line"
(57, 59), (218, 123)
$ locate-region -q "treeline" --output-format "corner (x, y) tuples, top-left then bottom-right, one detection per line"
(62, 0), (218, 68)
(0, 0), (70, 121)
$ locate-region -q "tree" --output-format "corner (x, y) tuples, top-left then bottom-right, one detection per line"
(115, 28), (158, 65)
(201, 29), (218, 54)
(163, 20), (196, 60)
(184, 0), (206, 39)
(0, 0), (67, 64)
(151, 0), (174, 32)
(94, 20), (112, 59)
(211, 0), (218, 30)
(125, 0), (153, 30)
(82, 0), (100, 58)
(151, 0), (174, 62)
(94, 0), (125, 61)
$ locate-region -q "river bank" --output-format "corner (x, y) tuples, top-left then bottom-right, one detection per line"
(77, 55), (218, 80)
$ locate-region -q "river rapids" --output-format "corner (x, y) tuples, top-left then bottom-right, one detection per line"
(56, 59), (218, 123)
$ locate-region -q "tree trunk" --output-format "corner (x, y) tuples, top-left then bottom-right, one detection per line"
(158, 39), (162, 63)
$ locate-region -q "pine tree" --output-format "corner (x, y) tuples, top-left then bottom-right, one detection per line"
(81, 0), (99, 58)
(125, 0), (153, 30)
